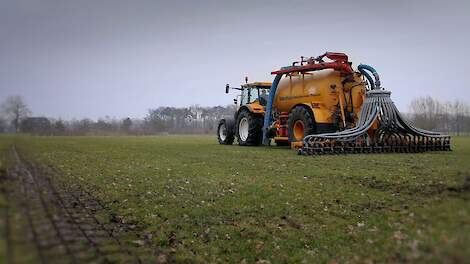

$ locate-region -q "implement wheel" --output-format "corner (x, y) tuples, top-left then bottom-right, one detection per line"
(288, 106), (316, 142)
(217, 119), (235, 145)
(236, 109), (263, 146)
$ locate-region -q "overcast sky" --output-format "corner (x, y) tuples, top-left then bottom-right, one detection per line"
(1, 0), (469, 120)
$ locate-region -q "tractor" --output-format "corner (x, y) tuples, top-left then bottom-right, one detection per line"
(217, 81), (271, 146)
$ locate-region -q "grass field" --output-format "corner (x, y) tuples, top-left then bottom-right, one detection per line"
(0, 137), (12, 263)
(1, 135), (470, 263)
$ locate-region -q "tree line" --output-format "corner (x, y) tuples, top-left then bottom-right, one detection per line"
(1, 95), (469, 136)
(409, 96), (470, 135)
(0, 96), (237, 135)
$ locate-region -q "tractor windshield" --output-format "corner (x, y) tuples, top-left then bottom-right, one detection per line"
(239, 87), (270, 106)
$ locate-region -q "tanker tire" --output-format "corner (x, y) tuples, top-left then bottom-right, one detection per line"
(288, 106), (316, 142)
(217, 119), (235, 145)
(236, 109), (263, 146)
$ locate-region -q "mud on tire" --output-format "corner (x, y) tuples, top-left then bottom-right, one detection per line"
(236, 109), (263, 146)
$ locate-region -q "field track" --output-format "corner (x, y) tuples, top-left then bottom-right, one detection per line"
(2, 146), (152, 264)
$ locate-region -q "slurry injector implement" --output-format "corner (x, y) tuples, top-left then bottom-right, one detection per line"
(217, 52), (451, 155)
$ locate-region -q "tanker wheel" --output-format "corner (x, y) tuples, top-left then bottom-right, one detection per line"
(236, 109), (263, 146)
(217, 119), (235, 145)
(287, 106), (316, 142)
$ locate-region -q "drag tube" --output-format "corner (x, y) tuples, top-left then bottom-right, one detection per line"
(262, 73), (283, 145)
(358, 64), (381, 89)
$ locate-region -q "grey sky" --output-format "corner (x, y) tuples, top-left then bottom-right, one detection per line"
(1, 0), (469, 120)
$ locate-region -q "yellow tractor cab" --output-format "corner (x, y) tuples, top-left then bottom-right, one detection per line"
(237, 82), (271, 114)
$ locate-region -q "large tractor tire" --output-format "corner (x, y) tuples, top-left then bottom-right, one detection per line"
(287, 106), (316, 142)
(236, 109), (263, 146)
(217, 118), (235, 145)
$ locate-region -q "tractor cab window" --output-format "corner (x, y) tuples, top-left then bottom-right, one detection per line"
(257, 88), (270, 106)
(249, 88), (270, 106)
(239, 87), (270, 106)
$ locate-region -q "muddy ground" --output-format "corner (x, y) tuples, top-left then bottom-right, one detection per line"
(0, 147), (158, 264)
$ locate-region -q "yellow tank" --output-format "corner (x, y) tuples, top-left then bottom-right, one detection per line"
(272, 69), (366, 132)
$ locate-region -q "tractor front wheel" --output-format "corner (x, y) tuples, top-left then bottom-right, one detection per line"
(236, 109), (263, 146)
(287, 106), (316, 142)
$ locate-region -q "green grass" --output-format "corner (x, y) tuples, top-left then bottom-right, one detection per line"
(0, 136), (13, 169)
(4, 135), (470, 263)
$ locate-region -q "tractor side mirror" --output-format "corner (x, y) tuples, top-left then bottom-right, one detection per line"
(225, 84), (230, 94)
(233, 98), (238, 105)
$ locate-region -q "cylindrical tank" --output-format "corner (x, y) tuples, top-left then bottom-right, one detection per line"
(272, 69), (366, 124)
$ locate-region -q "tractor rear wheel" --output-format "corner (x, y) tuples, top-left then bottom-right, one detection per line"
(236, 109), (263, 146)
(217, 119), (235, 145)
(288, 106), (316, 142)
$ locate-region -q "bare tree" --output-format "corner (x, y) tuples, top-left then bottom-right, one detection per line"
(53, 119), (67, 135)
(452, 100), (470, 136)
(409, 96), (443, 130)
(121, 117), (132, 133)
(1, 96), (31, 133)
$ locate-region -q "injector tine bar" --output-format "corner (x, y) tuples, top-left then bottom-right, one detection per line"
(300, 90), (451, 155)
